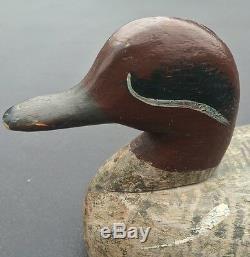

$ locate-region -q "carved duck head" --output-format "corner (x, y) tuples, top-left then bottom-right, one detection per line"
(3, 17), (239, 174)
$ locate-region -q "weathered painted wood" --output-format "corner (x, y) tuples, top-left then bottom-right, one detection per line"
(84, 125), (250, 257)
(1, 16), (244, 257)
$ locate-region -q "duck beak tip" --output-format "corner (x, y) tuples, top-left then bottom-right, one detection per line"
(2, 108), (12, 130)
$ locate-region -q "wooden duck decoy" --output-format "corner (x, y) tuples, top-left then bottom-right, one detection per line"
(3, 17), (249, 257)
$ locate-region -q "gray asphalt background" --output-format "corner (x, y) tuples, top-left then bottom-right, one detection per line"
(0, 1), (249, 257)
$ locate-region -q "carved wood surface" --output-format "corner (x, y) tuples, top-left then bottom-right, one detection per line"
(84, 125), (250, 257)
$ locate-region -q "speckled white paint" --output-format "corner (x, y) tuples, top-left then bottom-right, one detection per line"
(142, 203), (230, 249)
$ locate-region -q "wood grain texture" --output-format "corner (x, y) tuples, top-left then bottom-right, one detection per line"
(84, 125), (250, 257)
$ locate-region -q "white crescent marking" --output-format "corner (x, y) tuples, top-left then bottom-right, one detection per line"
(127, 73), (229, 126)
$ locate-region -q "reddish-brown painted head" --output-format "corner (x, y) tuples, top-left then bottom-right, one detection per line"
(85, 17), (239, 131)
(83, 17), (239, 171)
(3, 17), (239, 172)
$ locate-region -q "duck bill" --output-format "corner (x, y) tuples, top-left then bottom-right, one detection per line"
(2, 84), (107, 131)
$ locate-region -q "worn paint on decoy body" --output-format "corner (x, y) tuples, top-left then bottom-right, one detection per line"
(3, 16), (239, 182)
(3, 17), (247, 257)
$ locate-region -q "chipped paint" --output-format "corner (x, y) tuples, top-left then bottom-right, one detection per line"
(34, 122), (49, 128)
(85, 125), (250, 257)
(142, 203), (230, 249)
(3, 121), (10, 130)
(89, 145), (216, 192)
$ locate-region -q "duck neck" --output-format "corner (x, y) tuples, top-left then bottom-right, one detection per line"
(89, 127), (232, 193)
(126, 130), (231, 190)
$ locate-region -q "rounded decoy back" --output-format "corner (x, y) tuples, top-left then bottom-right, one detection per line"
(3, 17), (240, 180)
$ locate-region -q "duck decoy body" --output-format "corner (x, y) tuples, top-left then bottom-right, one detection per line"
(3, 17), (249, 257)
